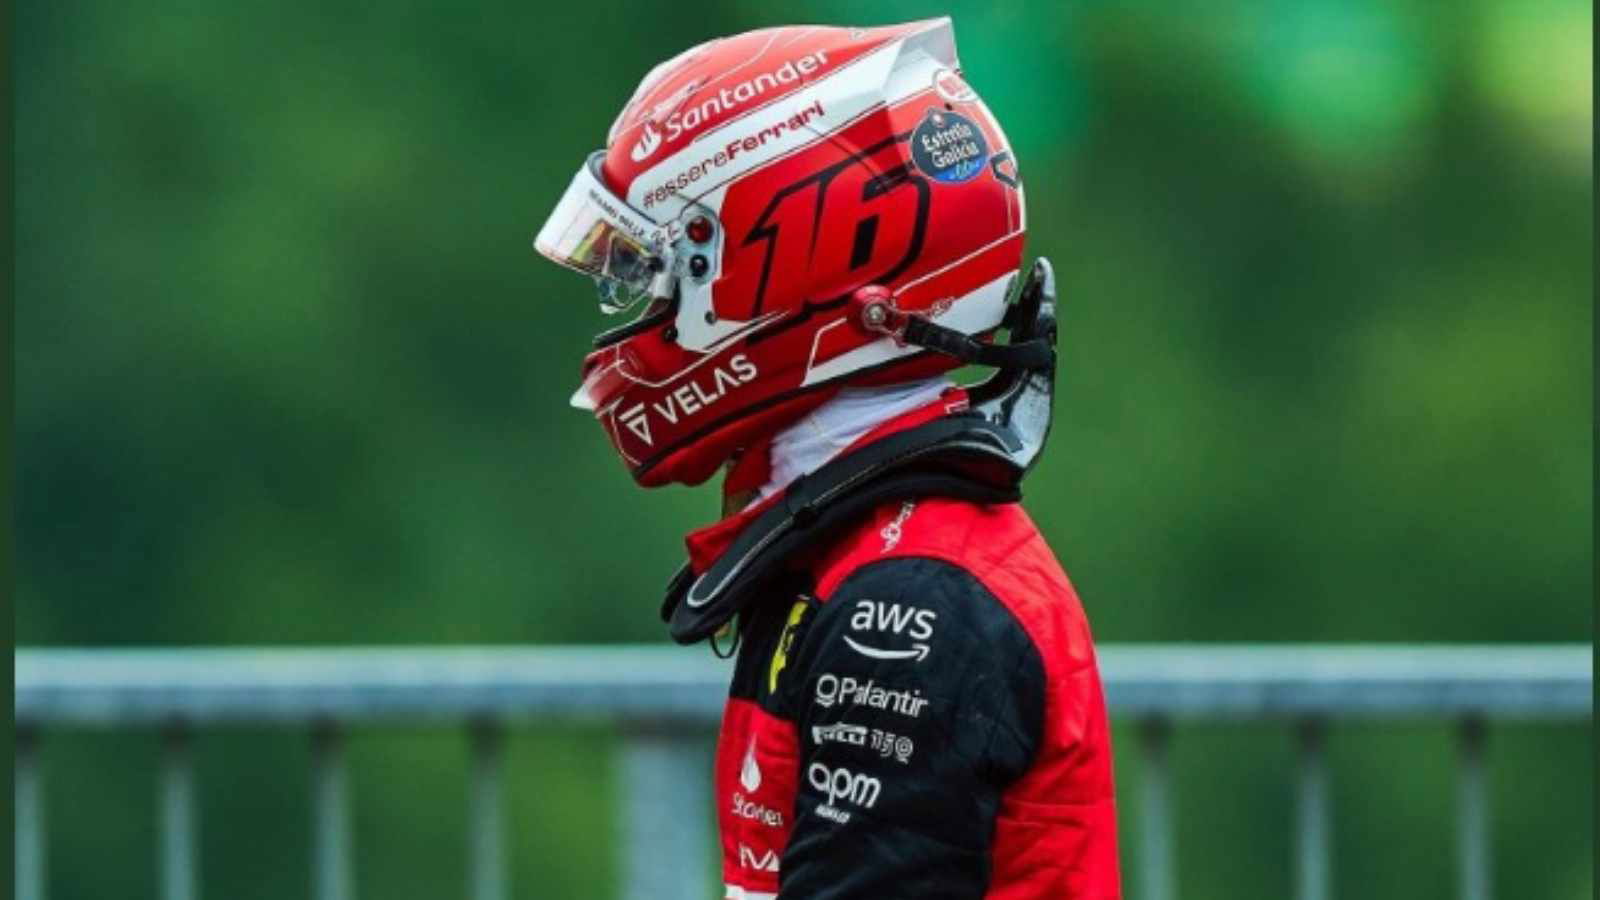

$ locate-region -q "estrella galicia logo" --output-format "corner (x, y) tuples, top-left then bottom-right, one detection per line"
(910, 109), (989, 185)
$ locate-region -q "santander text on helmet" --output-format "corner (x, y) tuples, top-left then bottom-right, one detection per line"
(637, 50), (831, 156)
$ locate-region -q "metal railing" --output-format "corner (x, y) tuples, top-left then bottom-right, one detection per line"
(14, 644), (1592, 900)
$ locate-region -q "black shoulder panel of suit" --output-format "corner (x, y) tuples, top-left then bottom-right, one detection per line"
(775, 556), (1046, 899)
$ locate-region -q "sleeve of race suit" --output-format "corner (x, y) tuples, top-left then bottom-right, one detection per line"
(775, 557), (1047, 899)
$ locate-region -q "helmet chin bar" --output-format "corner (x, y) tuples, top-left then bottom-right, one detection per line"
(592, 289), (678, 349)
(850, 256), (1060, 473)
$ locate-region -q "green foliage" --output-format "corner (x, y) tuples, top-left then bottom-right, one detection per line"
(15, 1), (1591, 898)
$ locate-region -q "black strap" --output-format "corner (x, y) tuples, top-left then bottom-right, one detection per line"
(901, 315), (1054, 370)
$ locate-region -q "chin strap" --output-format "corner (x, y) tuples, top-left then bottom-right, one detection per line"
(851, 276), (1055, 371)
(901, 311), (1055, 369)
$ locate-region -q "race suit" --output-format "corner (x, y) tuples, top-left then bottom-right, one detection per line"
(676, 406), (1122, 899)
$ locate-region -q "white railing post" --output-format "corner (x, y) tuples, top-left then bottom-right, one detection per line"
(16, 727), (45, 900)
(160, 724), (199, 900)
(1294, 719), (1331, 900)
(468, 720), (508, 900)
(619, 726), (714, 900)
(312, 722), (355, 900)
(1138, 717), (1176, 900)
(1457, 717), (1491, 900)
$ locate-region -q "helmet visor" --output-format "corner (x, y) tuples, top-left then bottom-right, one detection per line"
(534, 151), (673, 313)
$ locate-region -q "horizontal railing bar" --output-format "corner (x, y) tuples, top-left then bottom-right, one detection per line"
(1102, 643), (1593, 719)
(14, 644), (1592, 727)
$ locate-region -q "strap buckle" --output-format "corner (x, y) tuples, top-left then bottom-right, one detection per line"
(853, 285), (914, 344)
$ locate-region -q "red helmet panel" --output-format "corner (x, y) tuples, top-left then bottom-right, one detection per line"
(540, 18), (1028, 486)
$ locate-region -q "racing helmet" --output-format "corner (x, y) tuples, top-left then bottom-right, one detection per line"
(535, 18), (1027, 486)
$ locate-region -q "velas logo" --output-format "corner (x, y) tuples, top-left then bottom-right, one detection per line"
(630, 123), (662, 162)
(617, 353), (758, 446)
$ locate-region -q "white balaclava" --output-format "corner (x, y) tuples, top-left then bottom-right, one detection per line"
(754, 376), (952, 503)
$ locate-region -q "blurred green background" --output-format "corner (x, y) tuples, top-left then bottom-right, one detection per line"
(14, 1), (1592, 898)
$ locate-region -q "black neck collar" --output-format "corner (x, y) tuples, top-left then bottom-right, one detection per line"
(661, 414), (1027, 644)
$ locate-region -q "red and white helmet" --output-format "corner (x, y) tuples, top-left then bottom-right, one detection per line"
(535, 18), (1026, 486)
